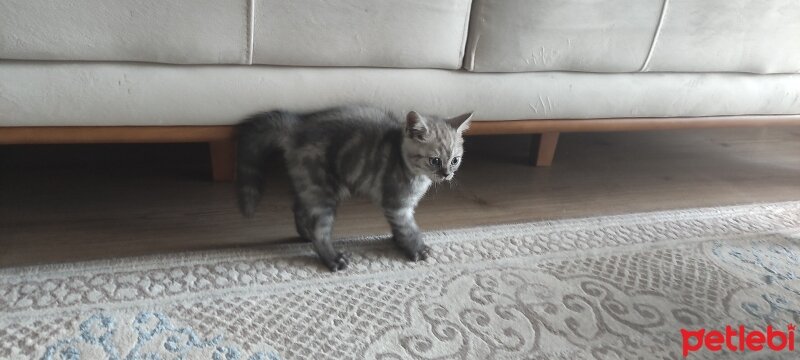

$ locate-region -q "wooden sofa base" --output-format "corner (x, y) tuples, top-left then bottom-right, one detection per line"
(2, 115), (800, 181)
(0, 126), (238, 181)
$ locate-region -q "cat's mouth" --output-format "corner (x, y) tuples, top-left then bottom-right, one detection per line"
(433, 174), (454, 182)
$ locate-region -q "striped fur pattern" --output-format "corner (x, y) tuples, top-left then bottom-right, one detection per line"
(236, 106), (472, 271)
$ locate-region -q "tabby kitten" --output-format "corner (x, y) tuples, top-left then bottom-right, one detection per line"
(236, 106), (472, 271)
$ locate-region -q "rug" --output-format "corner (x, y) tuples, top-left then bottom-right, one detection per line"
(4, 202), (800, 359)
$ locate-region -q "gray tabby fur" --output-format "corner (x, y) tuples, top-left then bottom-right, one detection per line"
(236, 105), (472, 271)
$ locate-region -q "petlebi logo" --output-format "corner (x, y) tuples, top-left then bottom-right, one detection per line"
(681, 324), (796, 357)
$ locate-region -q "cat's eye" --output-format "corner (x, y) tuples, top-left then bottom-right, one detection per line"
(451, 157), (460, 165)
(429, 157), (442, 167)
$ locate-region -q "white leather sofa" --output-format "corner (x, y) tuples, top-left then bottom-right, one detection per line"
(1, 0), (799, 179)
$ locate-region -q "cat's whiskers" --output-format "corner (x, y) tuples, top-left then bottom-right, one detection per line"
(447, 178), (461, 190)
(431, 181), (441, 194)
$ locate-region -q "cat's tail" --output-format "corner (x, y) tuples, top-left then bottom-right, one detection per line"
(236, 110), (297, 217)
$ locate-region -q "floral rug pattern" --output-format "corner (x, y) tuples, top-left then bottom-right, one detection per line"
(3, 202), (800, 359)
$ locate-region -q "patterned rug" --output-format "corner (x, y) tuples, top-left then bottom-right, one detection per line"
(4, 202), (800, 359)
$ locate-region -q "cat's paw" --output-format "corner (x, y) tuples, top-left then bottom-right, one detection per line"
(404, 244), (431, 262)
(322, 252), (351, 272)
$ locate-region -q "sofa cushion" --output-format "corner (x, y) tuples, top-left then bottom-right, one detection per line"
(252, 0), (472, 69)
(464, 0), (664, 72)
(0, 0), (249, 64)
(644, 0), (800, 73)
(2, 62), (799, 126)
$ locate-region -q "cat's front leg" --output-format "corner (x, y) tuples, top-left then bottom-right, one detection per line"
(384, 207), (431, 261)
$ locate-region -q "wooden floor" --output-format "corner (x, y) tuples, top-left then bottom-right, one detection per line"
(2, 128), (800, 267)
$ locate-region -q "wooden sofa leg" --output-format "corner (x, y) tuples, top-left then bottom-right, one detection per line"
(210, 140), (235, 182)
(528, 132), (560, 167)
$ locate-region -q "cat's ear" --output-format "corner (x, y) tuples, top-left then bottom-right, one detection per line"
(406, 111), (429, 141)
(446, 112), (473, 134)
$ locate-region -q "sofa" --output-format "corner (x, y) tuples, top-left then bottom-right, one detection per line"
(1, 0), (799, 180)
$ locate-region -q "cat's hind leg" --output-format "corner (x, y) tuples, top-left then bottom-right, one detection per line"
(292, 201), (312, 242)
(286, 147), (348, 271)
(295, 200), (349, 271)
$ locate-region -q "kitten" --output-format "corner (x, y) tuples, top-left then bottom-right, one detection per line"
(236, 106), (472, 271)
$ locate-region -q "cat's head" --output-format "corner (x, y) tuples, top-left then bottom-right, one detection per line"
(402, 111), (473, 182)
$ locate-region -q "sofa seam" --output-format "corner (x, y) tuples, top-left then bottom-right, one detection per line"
(639, 0), (669, 72)
(246, 0), (255, 65)
(458, 0), (474, 70)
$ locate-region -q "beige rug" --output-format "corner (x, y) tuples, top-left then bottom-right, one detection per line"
(4, 202), (800, 359)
